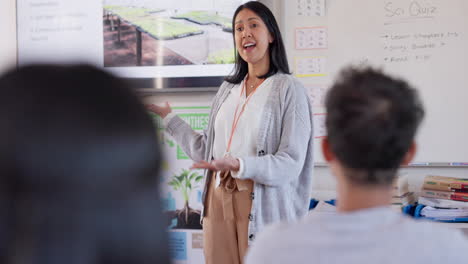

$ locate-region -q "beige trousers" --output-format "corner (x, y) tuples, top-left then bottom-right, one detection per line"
(203, 171), (253, 264)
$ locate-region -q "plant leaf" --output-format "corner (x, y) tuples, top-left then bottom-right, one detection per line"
(195, 175), (204, 182)
(188, 172), (197, 181)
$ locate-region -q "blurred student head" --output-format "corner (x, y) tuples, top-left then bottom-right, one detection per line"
(323, 67), (425, 187)
(0, 64), (169, 264)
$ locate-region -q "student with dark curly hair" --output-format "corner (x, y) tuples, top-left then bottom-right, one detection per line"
(246, 67), (468, 264)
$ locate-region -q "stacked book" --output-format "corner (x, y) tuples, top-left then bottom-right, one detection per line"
(418, 175), (468, 221)
(391, 174), (415, 211)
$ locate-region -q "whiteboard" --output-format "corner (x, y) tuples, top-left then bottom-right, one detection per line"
(283, 0), (468, 165)
(0, 0), (17, 75)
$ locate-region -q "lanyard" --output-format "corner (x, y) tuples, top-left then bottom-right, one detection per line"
(225, 75), (265, 154)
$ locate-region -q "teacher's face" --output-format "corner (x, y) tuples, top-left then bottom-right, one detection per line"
(234, 8), (273, 68)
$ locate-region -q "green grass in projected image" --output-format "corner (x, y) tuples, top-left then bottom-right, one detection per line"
(104, 6), (203, 39)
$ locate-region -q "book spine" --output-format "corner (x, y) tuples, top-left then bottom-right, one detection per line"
(423, 181), (468, 192)
(422, 183), (452, 192)
(452, 193), (468, 202)
(451, 183), (468, 191)
(421, 190), (468, 202)
(420, 190), (451, 200)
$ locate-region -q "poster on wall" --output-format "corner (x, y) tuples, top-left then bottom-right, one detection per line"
(16, 0), (250, 89)
(150, 106), (210, 230)
(151, 106), (209, 264)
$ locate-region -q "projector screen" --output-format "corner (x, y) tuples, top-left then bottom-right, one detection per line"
(17, 0), (250, 90)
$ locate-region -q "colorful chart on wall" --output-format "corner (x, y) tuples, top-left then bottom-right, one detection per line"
(16, 0), (251, 89)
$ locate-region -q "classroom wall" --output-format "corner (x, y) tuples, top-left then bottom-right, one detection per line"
(262, 0), (468, 199)
(2, 0), (467, 200)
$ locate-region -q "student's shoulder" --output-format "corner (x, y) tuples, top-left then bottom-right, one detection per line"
(254, 215), (316, 246)
(254, 222), (290, 245)
(402, 217), (468, 248)
(247, 214), (322, 263)
(246, 221), (300, 263)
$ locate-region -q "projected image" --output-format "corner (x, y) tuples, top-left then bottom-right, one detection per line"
(103, 0), (242, 67)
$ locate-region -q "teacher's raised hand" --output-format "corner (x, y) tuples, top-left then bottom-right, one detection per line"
(147, 102), (172, 118)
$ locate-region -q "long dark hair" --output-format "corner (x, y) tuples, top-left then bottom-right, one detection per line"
(225, 1), (290, 84)
(0, 64), (170, 264)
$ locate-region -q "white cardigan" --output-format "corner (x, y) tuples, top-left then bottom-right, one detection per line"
(164, 72), (314, 245)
